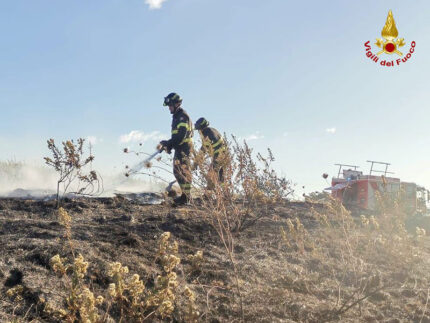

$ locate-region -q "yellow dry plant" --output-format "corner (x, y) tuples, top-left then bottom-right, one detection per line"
(183, 286), (199, 322)
(187, 250), (204, 272)
(46, 209), (196, 323)
(105, 231), (182, 320)
(49, 253), (103, 323)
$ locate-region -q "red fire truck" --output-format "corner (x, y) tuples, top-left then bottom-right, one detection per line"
(326, 161), (429, 214)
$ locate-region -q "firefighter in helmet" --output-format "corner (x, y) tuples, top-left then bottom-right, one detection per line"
(158, 93), (193, 205)
(194, 117), (226, 188)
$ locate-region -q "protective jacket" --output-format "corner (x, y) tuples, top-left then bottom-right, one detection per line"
(198, 126), (226, 187)
(165, 107), (193, 152)
(165, 107), (193, 196)
(199, 127), (225, 157)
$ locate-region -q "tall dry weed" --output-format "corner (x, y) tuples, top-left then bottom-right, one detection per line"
(279, 191), (429, 320)
(190, 136), (294, 320)
(44, 138), (102, 206)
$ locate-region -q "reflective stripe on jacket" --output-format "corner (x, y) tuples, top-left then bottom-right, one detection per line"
(166, 108), (193, 150)
(199, 126), (225, 156)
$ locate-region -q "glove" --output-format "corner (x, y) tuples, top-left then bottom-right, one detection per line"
(158, 141), (171, 154)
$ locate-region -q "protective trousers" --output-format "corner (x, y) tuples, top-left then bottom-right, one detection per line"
(173, 143), (193, 196)
(207, 152), (225, 190)
(213, 154), (224, 183)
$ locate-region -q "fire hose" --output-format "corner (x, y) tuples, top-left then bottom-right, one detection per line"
(127, 150), (161, 176)
(126, 149), (177, 188)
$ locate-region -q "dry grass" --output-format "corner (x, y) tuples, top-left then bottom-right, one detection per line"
(1, 143), (430, 322)
(272, 195), (430, 321)
(43, 209), (201, 322)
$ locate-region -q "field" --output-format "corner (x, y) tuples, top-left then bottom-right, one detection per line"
(1, 196), (430, 322)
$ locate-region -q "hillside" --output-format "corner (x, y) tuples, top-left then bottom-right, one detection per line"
(1, 197), (430, 322)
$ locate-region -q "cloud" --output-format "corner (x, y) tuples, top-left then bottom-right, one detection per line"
(325, 128), (336, 134)
(119, 130), (165, 144)
(145, 0), (168, 9)
(87, 136), (99, 145)
(283, 132), (288, 137)
(243, 132), (264, 141)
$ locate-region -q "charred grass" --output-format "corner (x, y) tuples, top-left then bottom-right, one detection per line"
(0, 198), (430, 322)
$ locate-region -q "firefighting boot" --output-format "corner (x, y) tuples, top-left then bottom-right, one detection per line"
(173, 193), (190, 206)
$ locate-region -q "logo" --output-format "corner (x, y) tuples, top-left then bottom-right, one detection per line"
(364, 10), (416, 67)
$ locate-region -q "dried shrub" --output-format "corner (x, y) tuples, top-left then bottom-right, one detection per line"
(278, 194), (429, 321)
(190, 135), (294, 319)
(187, 250), (204, 273)
(44, 138), (102, 206)
(192, 135), (293, 233)
(48, 252), (103, 322)
(45, 220), (195, 322)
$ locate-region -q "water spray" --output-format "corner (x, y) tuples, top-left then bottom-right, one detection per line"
(126, 150), (161, 177)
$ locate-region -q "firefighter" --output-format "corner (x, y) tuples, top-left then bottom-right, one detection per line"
(158, 93), (193, 205)
(194, 117), (226, 188)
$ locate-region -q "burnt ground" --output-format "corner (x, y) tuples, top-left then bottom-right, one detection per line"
(0, 197), (430, 322)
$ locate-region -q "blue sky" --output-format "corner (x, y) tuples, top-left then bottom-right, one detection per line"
(1, 0), (429, 193)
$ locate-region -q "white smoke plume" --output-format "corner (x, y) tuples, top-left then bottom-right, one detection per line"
(0, 160), (166, 198)
(0, 160), (57, 196)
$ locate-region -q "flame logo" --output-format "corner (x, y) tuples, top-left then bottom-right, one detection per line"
(375, 10), (405, 56)
(381, 10), (399, 40)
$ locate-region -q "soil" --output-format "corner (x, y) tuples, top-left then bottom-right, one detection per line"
(0, 197), (429, 322)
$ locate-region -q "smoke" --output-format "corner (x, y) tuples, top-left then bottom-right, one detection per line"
(0, 160), (57, 196)
(0, 160), (166, 198)
(102, 172), (166, 196)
